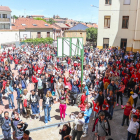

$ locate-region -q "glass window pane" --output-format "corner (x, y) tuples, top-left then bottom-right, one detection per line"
(124, 0), (130, 5)
(109, 0), (111, 4)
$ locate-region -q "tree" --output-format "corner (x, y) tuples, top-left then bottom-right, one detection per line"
(33, 17), (47, 23)
(13, 15), (18, 19)
(86, 27), (98, 42)
(47, 18), (55, 24)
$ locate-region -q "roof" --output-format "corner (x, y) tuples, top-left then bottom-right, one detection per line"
(0, 6), (11, 12)
(54, 19), (66, 22)
(31, 15), (44, 17)
(12, 18), (54, 30)
(54, 23), (70, 28)
(52, 24), (61, 30)
(69, 23), (89, 31)
(81, 23), (98, 28)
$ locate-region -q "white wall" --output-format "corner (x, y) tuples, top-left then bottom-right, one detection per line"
(20, 31), (31, 39)
(0, 31), (19, 44)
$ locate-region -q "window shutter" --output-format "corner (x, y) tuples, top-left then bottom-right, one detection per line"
(124, 0), (130, 5)
(104, 19), (107, 27)
(104, 39), (109, 44)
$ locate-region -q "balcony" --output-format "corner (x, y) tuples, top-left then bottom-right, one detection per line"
(0, 18), (10, 22)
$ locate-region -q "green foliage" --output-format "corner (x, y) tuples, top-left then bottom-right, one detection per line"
(23, 37), (54, 45)
(33, 17), (47, 23)
(13, 15), (18, 19)
(47, 18), (55, 24)
(86, 27), (98, 42)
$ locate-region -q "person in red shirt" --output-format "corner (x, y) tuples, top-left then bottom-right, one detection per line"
(122, 75), (129, 87)
(121, 102), (132, 126)
(92, 100), (99, 120)
(78, 89), (87, 111)
(14, 57), (19, 70)
(32, 72), (38, 90)
(103, 98), (109, 111)
(131, 71), (139, 83)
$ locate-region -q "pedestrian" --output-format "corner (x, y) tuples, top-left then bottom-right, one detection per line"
(121, 102), (132, 126)
(29, 90), (41, 119)
(83, 102), (92, 137)
(107, 90), (116, 118)
(94, 112), (110, 140)
(20, 130), (33, 140)
(127, 111), (139, 140)
(0, 110), (11, 140)
(42, 90), (53, 125)
(59, 122), (71, 140)
(71, 112), (85, 140)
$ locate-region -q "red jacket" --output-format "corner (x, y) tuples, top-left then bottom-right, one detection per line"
(93, 101), (99, 113)
(32, 76), (38, 83)
(123, 105), (132, 116)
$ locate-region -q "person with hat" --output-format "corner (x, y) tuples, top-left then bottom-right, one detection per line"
(20, 130), (32, 140)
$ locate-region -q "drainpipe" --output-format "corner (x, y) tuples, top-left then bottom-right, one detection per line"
(134, 0), (139, 51)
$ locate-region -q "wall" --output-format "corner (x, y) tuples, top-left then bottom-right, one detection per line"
(0, 30), (19, 44)
(97, 0), (139, 51)
(26, 28), (53, 38)
(64, 30), (86, 45)
(20, 31), (31, 39)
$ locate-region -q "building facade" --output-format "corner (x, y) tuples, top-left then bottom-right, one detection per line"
(0, 6), (12, 30)
(97, 0), (140, 52)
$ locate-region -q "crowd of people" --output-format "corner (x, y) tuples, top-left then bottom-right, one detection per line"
(0, 44), (140, 140)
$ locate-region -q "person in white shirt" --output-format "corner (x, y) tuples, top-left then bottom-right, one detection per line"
(71, 112), (85, 140)
(127, 111), (139, 140)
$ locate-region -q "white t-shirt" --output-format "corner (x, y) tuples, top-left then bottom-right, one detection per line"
(127, 119), (139, 134)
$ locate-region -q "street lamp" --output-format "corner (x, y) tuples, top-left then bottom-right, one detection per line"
(91, 5), (99, 8)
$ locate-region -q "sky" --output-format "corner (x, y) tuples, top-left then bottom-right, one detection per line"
(0, 0), (99, 23)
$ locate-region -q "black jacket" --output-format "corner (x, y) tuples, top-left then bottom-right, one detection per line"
(42, 95), (54, 107)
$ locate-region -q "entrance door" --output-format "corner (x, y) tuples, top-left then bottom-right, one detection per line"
(103, 38), (109, 48)
(120, 39), (127, 50)
(37, 32), (41, 38)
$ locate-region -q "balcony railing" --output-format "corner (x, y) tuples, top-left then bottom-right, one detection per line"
(0, 18), (10, 22)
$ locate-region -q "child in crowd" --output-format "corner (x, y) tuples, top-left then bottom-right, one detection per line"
(121, 102), (132, 126)
(103, 98), (109, 111)
(92, 100), (100, 121)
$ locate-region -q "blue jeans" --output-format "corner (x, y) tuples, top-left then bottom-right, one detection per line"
(0, 93), (3, 105)
(84, 123), (89, 134)
(109, 105), (114, 117)
(127, 131), (135, 140)
(8, 94), (15, 109)
(17, 99), (25, 114)
(15, 64), (18, 70)
(44, 104), (51, 123)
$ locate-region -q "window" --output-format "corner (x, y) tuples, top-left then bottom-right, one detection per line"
(47, 32), (50, 37)
(22, 24), (26, 26)
(120, 39), (127, 49)
(105, 0), (111, 5)
(37, 32), (41, 38)
(45, 24), (48, 26)
(124, 0), (130, 5)
(103, 38), (109, 48)
(104, 16), (111, 28)
(122, 16), (129, 28)
(5, 24), (10, 29)
(3, 14), (7, 18)
(33, 24), (37, 26)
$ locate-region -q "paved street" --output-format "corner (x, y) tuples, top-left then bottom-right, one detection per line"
(0, 62), (139, 140)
